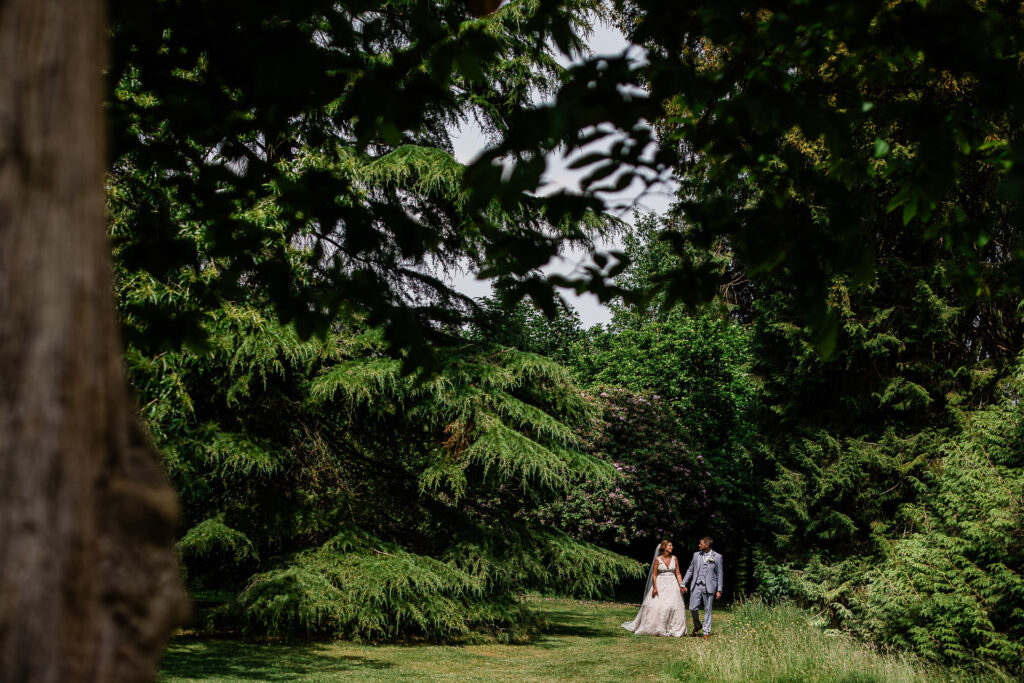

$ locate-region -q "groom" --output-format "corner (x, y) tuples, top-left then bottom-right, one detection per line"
(681, 536), (723, 640)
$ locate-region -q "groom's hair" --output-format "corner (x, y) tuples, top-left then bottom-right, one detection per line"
(701, 536), (713, 547)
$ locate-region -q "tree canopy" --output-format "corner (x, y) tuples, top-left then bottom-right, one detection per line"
(109, 0), (613, 366)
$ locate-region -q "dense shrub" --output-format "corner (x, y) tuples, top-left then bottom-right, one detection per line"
(860, 372), (1024, 675)
(535, 386), (710, 556)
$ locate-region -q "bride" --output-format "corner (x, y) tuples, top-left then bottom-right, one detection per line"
(621, 540), (689, 637)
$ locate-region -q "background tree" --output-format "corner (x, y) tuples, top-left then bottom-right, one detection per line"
(577, 1), (1023, 672)
(468, 287), (588, 368)
(124, 303), (639, 641)
(534, 386), (709, 558)
(571, 214), (760, 594)
(862, 366), (1024, 676)
(475, 1), (1024, 348)
(461, 1), (1024, 671)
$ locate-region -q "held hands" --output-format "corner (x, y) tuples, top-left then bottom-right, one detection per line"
(680, 585), (687, 593)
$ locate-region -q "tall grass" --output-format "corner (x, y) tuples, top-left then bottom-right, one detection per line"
(666, 600), (1008, 683)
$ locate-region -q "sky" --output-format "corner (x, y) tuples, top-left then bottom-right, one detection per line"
(447, 20), (678, 327)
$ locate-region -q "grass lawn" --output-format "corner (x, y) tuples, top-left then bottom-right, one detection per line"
(158, 598), (1001, 683)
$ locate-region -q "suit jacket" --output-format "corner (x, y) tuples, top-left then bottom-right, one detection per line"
(682, 550), (723, 593)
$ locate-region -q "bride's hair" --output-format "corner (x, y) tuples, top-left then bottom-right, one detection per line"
(659, 539), (671, 554)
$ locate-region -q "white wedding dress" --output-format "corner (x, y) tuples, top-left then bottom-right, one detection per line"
(621, 555), (688, 637)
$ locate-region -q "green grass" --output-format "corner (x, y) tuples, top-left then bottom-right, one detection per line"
(159, 598), (1005, 682)
(666, 601), (1007, 683)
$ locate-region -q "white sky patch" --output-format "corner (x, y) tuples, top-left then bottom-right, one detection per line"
(450, 20), (678, 327)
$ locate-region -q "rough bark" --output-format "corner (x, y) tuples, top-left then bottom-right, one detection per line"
(0, 0), (188, 681)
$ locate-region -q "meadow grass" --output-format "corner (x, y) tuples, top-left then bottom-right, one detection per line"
(666, 600), (1006, 683)
(159, 597), (1003, 682)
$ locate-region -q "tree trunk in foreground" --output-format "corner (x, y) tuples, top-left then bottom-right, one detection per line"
(0, 1), (188, 680)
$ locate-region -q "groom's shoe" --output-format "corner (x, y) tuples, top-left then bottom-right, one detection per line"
(702, 634), (710, 641)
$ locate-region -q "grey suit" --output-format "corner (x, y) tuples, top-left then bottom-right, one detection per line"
(682, 550), (723, 634)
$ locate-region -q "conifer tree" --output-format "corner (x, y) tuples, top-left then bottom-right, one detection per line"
(124, 305), (639, 641)
(108, 0), (642, 642)
(109, 0), (612, 362)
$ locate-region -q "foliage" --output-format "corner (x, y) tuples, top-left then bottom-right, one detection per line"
(472, 1), (1024, 352)
(745, 273), (1022, 677)
(762, 430), (939, 561)
(108, 0), (612, 362)
(103, 0), (1024, 666)
(577, 295), (756, 470)
(743, 243), (1020, 674)
(860, 369), (1024, 675)
(746, 240), (1017, 581)
(468, 290), (588, 369)
(124, 301), (640, 641)
(535, 386), (708, 554)
(108, 0), (652, 642)
(527, 8), (1024, 674)
(614, 10), (1024, 668)
(232, 531), (526, 642)
(569, 223), (761, 581)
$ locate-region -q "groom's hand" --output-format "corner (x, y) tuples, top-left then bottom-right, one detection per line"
(681, 586), (687, 593)
(716, 591), (721, 599)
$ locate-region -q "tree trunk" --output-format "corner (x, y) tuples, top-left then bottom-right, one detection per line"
(0, 1), (188, 680)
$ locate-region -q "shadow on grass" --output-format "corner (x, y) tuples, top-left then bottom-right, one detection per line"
(522, 604), (620, 650)
(159, 638), (394, 682)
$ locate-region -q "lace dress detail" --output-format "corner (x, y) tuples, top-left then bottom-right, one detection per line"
(621, 555), (689, 637)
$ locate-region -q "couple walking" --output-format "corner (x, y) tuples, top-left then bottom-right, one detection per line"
(621, 537), (723, 639)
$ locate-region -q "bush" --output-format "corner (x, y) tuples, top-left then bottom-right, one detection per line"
(860, 374), (1024, 676)
(233, 532), (530, 643)
(536, 386), (709, 555)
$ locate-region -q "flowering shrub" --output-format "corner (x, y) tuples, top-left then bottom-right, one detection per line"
(536, 386), (711, 553)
